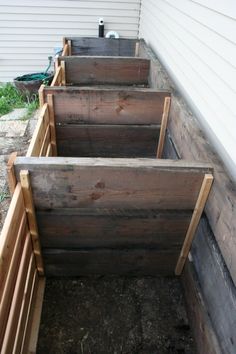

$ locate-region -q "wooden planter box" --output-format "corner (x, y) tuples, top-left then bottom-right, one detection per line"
(0, 37), (214, 353)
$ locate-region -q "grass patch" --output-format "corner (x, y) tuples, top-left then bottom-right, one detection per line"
(0, 83), (39, 118)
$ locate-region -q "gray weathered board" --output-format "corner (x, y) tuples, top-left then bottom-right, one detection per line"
(14, 157), (211, 276)
(55, 124), (160, 157)
(65, 37), (138, 56)
(43, 87), (170, 125)
(140, 39), (236, 352)
(58, 56), (150, 85)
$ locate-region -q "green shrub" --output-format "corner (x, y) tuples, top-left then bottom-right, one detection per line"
(0, 83), (38, 117)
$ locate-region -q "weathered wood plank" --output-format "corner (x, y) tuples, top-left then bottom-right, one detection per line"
(7, 151), (17, 196)
(182, 260), (222, 354)
(156, 97), (171, 158)
(37, 209), (190, 249)
(175, 173), (213, 275)
(43, 86), (170, 125)
(56, 124), (160, 157)
(14, 157), (212, 210)
(0, 183), (24, 300)
(24, 277), (45, 354)
(57, 56), (150, 85)
(47, 94), (57, 156)
(13, 255), (36, 353)
(20, 170), (44, 275)
(50, 66), (62, 87)
(1, 235), (32, 354)
(64, 37), (138, 56)
(43, 249), (178, 277)
(26, 103), (49, 157)
(0, 215), (28, 347)
(191, 218), (236, 354)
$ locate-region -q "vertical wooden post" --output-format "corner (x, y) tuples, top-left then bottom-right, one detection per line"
(68, 40), (72, 56)
(62, 37), (67, 47)
(156, 97), (171, 158)
(175, 174), (214, 275)
(20, 170), (44, 276)
(47, 94), (57, 156)
(38, 85), (45, 108)
(135, 42), (140, 57)
(55, 57), (59, 70)
(7, 152), (17, 196)
(61, 60), (66, 85)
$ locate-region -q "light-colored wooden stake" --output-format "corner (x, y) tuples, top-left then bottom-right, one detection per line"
(7, 152), (17, 196)
(62, 43), (68, 56)
(50, 66), (62, 87)
(175, 174), (214, 275)
(61, 60), (66, 85)
(20, 170), (44, 276)
(62, 37), (67, 47)
(135, 42), (140, 57)
(68, 40), (72, 56)
(38, 84), (45, 108)
(47, 94), (57, 156)
(156, 96), (171, 158)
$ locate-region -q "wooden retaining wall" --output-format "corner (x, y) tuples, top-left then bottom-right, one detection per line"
(139, 39), (236, 353)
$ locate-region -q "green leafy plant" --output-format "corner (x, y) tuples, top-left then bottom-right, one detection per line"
(0, 83), (39, 118)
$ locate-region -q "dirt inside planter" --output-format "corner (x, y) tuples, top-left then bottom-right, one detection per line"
(37, 277), (195, 354)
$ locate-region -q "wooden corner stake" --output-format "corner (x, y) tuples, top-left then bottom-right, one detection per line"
(61, 60), (66, 85)
(47, 94), (57, 156)
(157, 96), (171, 158)
(68, 40), (72, 56)
(38, 84), (45, 108)
(175, 173), (214, 275)
(7, 152), (17, 196)
(20, 170), (44, 276)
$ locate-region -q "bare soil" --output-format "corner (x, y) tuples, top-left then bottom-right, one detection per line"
(37, 277), (195, 354)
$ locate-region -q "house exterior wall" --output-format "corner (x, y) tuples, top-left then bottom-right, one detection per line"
(0, 0), (141, 82)
(139, 0), (236, 182)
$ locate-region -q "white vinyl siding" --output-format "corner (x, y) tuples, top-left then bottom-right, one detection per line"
(0, 0), (141, 81)
(139, 0), (236, 182)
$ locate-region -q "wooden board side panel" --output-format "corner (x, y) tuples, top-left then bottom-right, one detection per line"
(43, 87), (169, 125)
(14, 158), (211, 210)
(68, 38), (138, 56)
(43, 249), (178, 277)
(56, 125), (160, 158)
(191, 218), (236, 354)
(181, 261), (222, 354)
(58, 56), (150, 85)
(37, 209), (190, 249)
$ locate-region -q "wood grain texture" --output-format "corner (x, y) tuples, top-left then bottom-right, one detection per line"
(56, 124), (160, 157)
(26, 103), (49, 157)
(65, 37), (138, 56)
(182, 260), (222, 354)
(1, 235), (32, 354)
(20, 170), (44, 275)
(37, 209), (190, 249)
(43, 248), (178, 277)
(14, 157), (212, 210)
(43, 86), (170, 125)
(57, 56), (150, 85)
(7, 151), (17, 196)
(175, 173), (213, 275)
(0, 183), (24, 299)
(191, 218), (236, 354)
